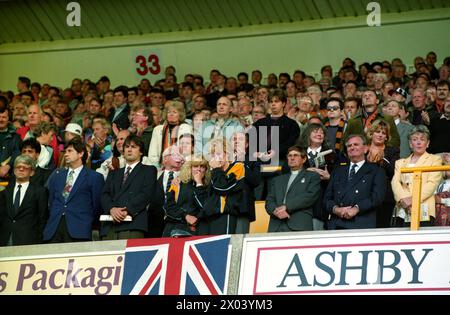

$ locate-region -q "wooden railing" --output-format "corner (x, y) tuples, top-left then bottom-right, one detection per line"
(400, 165), (450, 231)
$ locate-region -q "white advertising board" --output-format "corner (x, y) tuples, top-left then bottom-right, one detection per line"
(239, 229), (450, 295)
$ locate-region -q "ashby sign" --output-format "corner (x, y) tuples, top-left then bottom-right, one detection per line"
(239, 230), (450, 295)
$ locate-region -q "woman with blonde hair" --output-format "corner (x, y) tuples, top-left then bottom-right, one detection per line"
(366, 119), (399, 227)
(392, 125), (442, 226)
(147, 101), (192, 169)
(162, 154), (210, 237)
(199, 137), (246, 235)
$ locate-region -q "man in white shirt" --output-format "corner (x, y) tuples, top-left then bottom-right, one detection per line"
(0, 155), (48, 246)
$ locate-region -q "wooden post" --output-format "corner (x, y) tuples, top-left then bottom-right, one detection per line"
(410, 171), (422, 231)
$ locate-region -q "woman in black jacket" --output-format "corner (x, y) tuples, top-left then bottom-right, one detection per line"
(162, 154), (210, 237)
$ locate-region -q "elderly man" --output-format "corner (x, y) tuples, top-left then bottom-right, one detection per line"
(324, 134), (386, 229)
(0, 155), (48, 246)
(148, 144), (185, 237)
(266, 146), (321, 232)
(195, 96), (244, 156)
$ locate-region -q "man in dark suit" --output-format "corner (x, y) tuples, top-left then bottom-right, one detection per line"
(20, 138), (52, 187)
(100, 135), (157, 240)
(266, 146), (321, 232)
(324, 134), (386, 229)
(44, 138), (104, 243)
(0, 155), (48, 246)
(109, 85), (130, 131)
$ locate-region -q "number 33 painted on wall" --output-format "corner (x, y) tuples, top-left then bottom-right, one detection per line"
(135, 54), (161, 76)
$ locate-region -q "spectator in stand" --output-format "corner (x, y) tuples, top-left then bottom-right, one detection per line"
(0, 102), (21, 182)
(109, 85), (130, 131)
(251, 70), (263, 87)
(365, 120), (399, 227)
(298, 124), (335, 230)
(343, 97), (361, 120)
(344, 89), (400, 148)
(100, 135), (157, 240)
(428, 95), (450, 154)
(382, 100), (414, 158)
(251, 104), (267, 124)
(44, 138), (104, 243)
(0, 155), (48, 246)
(325, 134), (386, 229)
(12, 101), (27, 122)
(266, 146), (321, 232)
(33, 121), (57, 170)
(408, 88), (433, 126)
(195, 96), (243, 157)
(434, 81), (450, 114)
(252, 89), (300, 199)
(162, 154), (210, 237)
(20, 138), (52, 187)
(392, 125), (442, 226)
(148, 101), (192, 169)
(17, 104), (60, 166)
(130, 105), (154, 156)
(199, 138), (245, 235)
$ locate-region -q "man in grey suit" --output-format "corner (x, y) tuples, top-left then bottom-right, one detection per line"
(382, 100), (413, 158)
(265, 146), (321, 232)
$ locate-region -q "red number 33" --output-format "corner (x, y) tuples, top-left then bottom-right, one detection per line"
(135, 54), (161, 76)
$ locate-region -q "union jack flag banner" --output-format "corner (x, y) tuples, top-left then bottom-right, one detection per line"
(121, 235), (231, 295)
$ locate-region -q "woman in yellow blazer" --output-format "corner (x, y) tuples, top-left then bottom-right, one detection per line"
(391, 125), (442, 226)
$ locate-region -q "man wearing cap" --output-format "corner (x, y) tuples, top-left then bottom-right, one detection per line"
(344, 90), (400, 148)
(64, 122), (83, 140)
(57, 123), (83, 168)
(389, 87), (408, 104)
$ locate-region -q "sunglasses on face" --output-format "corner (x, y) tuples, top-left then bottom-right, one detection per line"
(327, 106), (340, 111)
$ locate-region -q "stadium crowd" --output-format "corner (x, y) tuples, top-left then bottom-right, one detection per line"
(1, 51), (450, 246)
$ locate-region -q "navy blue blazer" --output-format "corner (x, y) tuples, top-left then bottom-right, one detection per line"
(100, 163), (157, 236)
(43, 167), (105, 240)
(324, 161), (386, 229)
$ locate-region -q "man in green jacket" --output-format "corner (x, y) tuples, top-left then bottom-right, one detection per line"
(344, 90), (400, 148)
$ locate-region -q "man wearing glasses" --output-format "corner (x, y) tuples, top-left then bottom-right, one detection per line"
(0, 155), (48, 246)
(324, 98), (347, 155)
(265, 146), (321, 232)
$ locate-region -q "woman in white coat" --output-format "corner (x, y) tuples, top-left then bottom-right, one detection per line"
(147, 101), (192, 169)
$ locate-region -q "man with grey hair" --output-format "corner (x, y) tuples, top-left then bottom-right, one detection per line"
(0, 154), (48, 246)
(324, 134), (386, 229)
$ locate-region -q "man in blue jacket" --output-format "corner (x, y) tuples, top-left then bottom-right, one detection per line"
(44, 138), (104, 242)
